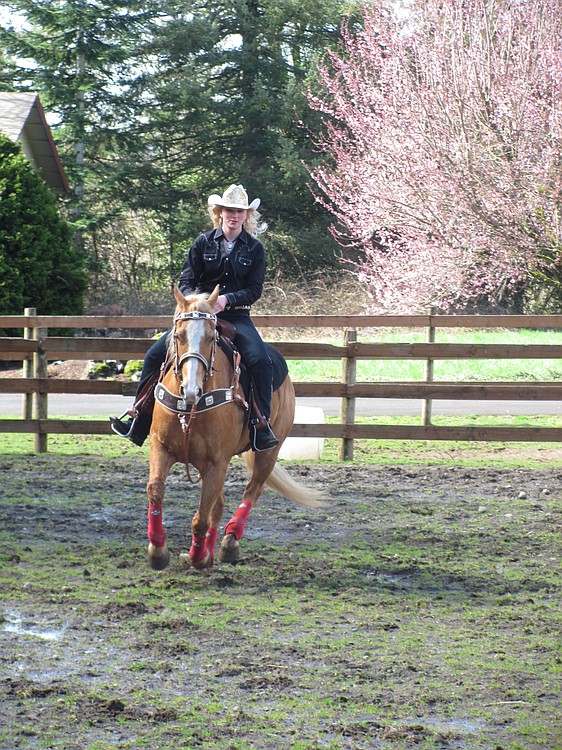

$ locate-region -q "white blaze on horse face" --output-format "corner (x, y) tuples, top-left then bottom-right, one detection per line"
(180, 320), (207, 404)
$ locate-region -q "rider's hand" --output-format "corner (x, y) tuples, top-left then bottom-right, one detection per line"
(214, 295), (228, 313)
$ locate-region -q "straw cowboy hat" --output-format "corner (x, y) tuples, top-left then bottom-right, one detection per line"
(208, 184), (260, 211)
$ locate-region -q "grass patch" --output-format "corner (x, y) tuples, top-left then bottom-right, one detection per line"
(282, 327), (562, 383)
(2, 413), (560, 469)
(0, 453), (560, 749)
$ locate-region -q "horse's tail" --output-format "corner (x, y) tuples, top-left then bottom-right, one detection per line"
(243, 452), (330, 508)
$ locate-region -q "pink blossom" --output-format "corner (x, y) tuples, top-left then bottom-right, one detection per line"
(306, 0), (562, 312)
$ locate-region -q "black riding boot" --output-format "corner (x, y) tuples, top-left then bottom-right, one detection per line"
(110, 410), (152, 447)
(250, 417), (279, 452)
(109, 339), (166, 447)
(249, 366), (279, 451)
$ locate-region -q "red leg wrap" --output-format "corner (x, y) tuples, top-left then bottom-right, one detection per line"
(148, 503), (166, 547)
(189, 534), (208, 565)
(205, 527), (218, 562)
(224, 501), (253, 540)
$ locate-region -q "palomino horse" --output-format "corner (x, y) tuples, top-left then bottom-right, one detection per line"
(146, 285), (327, 571)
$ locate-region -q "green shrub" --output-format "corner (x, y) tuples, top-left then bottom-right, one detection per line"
(124, 359), (143, 379)
(0, 134), (87, 318)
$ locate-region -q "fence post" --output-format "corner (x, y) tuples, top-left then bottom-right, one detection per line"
(421, 309), (435, 426)
(22, 308), (35, 419)
(33, 323), (48, 453)
(339, 329), (357, 461)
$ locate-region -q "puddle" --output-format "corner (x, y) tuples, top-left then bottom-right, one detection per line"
(366, 571), (416, 589)
(89, 507), (179, 529)
(418, 716), (486, 734)
(2, 610), (65, 642)
(89, 506), (130, 523)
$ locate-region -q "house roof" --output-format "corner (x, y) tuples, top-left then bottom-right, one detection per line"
(0, 91), (70, 193)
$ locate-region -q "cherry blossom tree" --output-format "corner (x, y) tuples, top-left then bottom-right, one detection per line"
(306, 0), (562, 312)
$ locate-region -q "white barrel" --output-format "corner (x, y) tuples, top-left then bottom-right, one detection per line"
(278, 405), (325, 460)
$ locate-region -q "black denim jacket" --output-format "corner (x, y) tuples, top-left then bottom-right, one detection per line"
(178, 227), (265, 310)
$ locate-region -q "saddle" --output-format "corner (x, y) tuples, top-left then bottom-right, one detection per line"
(215, 320), (288, 425)
(126, 319), (287, 445)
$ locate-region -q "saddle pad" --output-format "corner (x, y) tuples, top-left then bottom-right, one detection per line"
(267, 342), (289, 392)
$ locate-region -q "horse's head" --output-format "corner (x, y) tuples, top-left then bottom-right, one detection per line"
(170, 285), (219, 405)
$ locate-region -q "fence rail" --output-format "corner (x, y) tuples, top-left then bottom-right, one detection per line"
(1, 311), (562, 457)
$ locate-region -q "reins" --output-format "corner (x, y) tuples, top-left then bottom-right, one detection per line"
(179, 407), (199, 484)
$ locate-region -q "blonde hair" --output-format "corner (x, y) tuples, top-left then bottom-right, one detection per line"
(208, 205), (268, 238)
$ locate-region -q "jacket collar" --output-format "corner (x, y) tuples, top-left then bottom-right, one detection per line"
(213, 226), (252, 246)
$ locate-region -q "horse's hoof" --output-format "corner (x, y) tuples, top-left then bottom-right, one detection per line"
(148, 542), (170, 570)
(218, 533), (239, 564)
(192, 555), (212, 571)
(179, 551), (213, 572)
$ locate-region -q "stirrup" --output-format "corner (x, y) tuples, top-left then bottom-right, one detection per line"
(250, 419), (279, 452)
(109, 410), (137, 439)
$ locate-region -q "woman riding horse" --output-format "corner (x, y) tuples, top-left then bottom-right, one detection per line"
(144, 285), (326, 571)
(110, 184), (278, 452)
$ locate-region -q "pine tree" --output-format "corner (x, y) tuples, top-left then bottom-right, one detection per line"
(0, 0), (160, 217)
(1, 0), (355, 294)
(111, 0), (352, 277)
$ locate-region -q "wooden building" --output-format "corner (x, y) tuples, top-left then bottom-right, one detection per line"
(0, 91), (69, 194)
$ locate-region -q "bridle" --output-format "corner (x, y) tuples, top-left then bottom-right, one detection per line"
(169, 308), (219, 484)
(172, 310), (218, 383)
(158, 305), (247, 483)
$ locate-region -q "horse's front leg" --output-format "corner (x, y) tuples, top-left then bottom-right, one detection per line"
(187, 464), (227, 571)
(219, 450), (279, 564)
(146, 441), (176, 570)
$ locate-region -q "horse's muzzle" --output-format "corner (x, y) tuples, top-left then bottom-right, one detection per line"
(180, 382), (202, 404)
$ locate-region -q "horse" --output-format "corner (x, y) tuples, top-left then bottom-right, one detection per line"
(145, 284), (327, 571)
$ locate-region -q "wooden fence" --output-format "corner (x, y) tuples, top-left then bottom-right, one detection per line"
(1, 310), (562, 457)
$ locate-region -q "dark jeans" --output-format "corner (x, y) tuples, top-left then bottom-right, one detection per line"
(136, 332), (168, 394)
(225, 312), (273, 419)
(135, 314), (273, 418)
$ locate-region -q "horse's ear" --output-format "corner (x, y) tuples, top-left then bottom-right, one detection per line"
(207, 284), (220, 309)
(173, 285), (186, 306)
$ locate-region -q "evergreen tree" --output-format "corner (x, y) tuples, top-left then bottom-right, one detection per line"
(0, 0), (160, 221)
(0, 134), (87, 316)
(1, 0), (355, 296)
(111, 0), (353, 277)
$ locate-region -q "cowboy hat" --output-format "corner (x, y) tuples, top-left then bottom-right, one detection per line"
(208, 184), (260, 211)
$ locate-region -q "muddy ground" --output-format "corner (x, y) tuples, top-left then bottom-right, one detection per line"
(0, 453), (560, 749)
